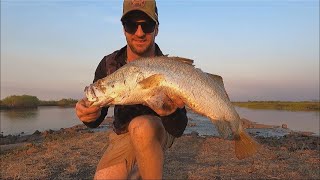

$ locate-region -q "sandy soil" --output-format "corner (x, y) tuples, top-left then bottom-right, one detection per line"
(0, 118), (319, 180)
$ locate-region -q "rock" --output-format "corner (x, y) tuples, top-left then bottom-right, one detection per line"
(48, 129), (54, 134)
(33, 130), (41, 135)
(190, 131), (199, 137)
(64, 128), (77, 134)
(43, 129), (55, 136)
(282, 124), (288, 129)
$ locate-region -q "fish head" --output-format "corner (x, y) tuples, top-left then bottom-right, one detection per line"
(84, 79), (115, 107)
(84, 65), (144, 107)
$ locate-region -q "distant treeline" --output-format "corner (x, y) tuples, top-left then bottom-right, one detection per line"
(232, 101), (320, 111)
(0, 95), (78, 109)
(1, 95), (319, 111)
(39, 98), (78, 107)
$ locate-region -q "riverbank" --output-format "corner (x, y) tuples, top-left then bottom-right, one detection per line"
(1, 118), (319, 179)
(233, 101), (320, 111)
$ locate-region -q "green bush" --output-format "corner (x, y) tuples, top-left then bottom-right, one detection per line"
(57, 98), (78, 107)
(1, 95), (40, 108)
(39, 100), (58, 106)
(39, 98), (78, 107)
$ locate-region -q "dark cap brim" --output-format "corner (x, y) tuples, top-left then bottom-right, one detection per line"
(121, 9), (159, 24)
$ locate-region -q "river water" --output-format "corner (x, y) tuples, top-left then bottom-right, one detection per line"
(0, 106), (319, 136)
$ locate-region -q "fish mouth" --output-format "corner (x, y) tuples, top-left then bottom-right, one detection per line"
(84, 85), (114, 107)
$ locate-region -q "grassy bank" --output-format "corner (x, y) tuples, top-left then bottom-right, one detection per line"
(233, 101), (320, 111)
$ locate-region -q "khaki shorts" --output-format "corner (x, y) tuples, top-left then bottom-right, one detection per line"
(96, 127), (175, 173)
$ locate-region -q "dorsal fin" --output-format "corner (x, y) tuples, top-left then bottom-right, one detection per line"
(206, 73), (230, 100)
(169, 56), (194, 66)
(206, 73), (223, 87)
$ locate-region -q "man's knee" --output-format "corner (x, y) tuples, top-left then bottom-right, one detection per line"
(94, 163), (127, 180)
(128, 115), (164, 142)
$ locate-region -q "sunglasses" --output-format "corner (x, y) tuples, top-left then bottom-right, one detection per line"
(122, 21), (156, 34)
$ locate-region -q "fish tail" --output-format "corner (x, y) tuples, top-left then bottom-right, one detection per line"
(234, 130), (259, 159)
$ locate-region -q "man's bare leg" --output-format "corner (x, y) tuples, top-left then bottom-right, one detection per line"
(94, 162), (127, 180)
(128, 115), (166, 179)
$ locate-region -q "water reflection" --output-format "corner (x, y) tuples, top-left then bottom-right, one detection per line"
(0, 107), (80, 136)
(2, 108), (39, 119)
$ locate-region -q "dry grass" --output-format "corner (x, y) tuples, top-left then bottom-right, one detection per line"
(1, 129), (319, 179)
(1, 131), (108, 179)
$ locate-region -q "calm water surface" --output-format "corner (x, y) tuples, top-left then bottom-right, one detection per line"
(1, 107), (80, 136)
(0, 106), (319, 136)
(235, 107), (319, 135)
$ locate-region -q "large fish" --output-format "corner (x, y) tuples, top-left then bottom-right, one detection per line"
(84, 56), (259, 159)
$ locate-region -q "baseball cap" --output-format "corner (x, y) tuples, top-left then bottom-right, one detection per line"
(121, 0), (159, 25)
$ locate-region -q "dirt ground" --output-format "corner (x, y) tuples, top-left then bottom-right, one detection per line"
(0, 119), (319, 180)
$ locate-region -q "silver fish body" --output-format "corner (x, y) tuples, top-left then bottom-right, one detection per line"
(85, 56), (258, 159)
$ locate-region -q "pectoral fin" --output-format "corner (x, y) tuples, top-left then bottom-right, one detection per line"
(138, 74), (165, 89)
(144, 91), (177, 116)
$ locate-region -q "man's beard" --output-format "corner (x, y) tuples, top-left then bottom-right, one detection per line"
(127, 39), (154, 56)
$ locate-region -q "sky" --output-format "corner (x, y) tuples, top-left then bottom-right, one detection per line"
(1, 0), (319, 101)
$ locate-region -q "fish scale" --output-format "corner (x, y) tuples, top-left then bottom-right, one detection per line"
(85, 56), (259, 159)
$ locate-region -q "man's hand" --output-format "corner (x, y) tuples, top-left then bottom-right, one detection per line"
(146, 93), (185, 116)
(75, 98), (101, 123)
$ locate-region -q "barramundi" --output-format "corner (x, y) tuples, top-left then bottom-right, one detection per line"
(84, 56), (258, 159)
